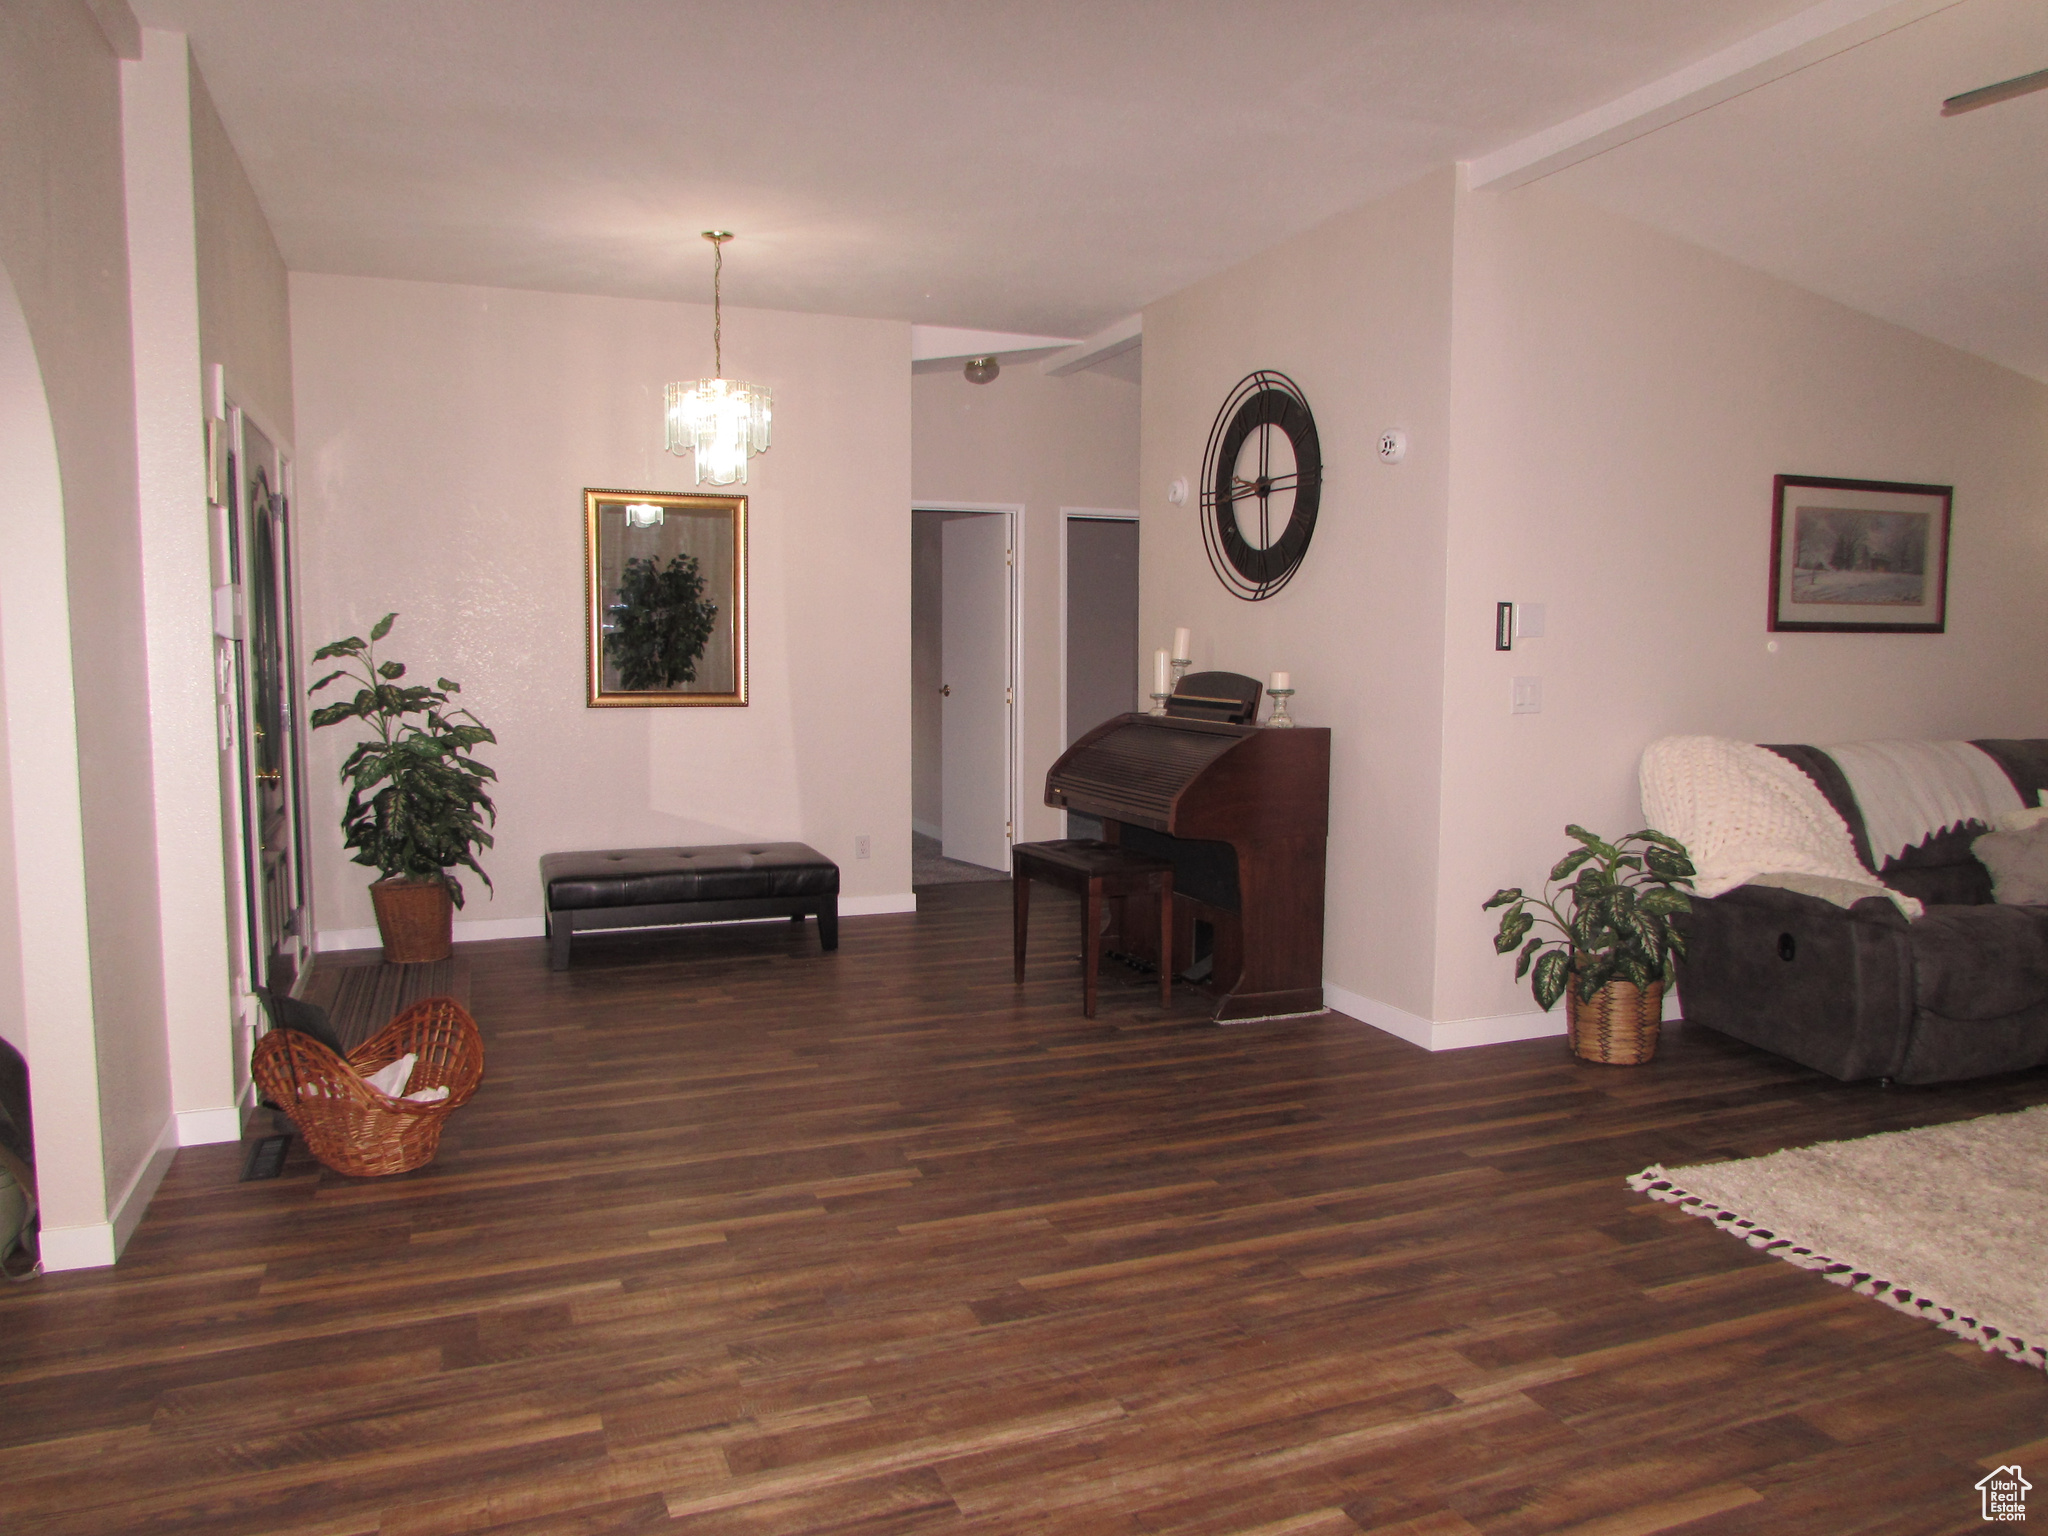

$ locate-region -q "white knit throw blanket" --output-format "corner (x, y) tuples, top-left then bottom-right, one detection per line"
(1823, 740), (2022, 867)
(1639, 736), (1921, 918)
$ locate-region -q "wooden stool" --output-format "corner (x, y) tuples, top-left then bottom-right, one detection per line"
(1012, 839), (1172, 1018)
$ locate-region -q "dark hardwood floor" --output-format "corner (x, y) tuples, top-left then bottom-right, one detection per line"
(4, 882), (2046, 1535)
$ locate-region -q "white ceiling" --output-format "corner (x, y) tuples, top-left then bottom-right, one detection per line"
(126, 0), (2044, 380)
(1553, 0), (2048, 382)
(131, 0), (1828, 335)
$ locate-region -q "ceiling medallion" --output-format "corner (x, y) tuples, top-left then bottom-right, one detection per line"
(1199, 370), (1323, 601)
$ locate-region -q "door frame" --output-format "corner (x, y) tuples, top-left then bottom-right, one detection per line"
(1057, 508), (1140, 753)
(913, 501), (1021, 871)
(211, 375), (312, 1013)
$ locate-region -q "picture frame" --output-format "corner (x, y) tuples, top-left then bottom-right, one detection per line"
(584, 487), (747, 706)
(1768, 474), (1952, 634)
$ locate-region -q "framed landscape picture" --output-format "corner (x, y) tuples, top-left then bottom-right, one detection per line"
(584, 488), (747, 706)
(1768, 474), (1952, 633)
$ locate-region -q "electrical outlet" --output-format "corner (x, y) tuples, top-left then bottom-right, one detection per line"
(855, 834), (871, 860)
(1511, 676), (1542, 715)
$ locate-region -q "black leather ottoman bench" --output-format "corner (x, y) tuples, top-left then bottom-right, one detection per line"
(541, 843), (840, 970)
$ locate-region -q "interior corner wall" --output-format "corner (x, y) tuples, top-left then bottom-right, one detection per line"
(1431, 178), (2048, 1027)
(290, 276), (914, 940)
(190, 53), (293, 440)
(0, 0), (175, 1263)
(1138, 168), (1458, 1027)
(911, 364), (1140, 844)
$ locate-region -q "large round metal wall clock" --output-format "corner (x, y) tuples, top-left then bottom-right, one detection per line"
(1199, 370), (1323, 601)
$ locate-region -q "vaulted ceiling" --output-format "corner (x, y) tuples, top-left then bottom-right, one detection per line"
(131, 0), (2046, 380)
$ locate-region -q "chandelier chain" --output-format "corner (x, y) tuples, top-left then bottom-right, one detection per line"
(712, 237), (722, 378)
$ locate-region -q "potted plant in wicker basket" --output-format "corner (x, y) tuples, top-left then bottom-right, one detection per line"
(1484, 825), (1695, 1064)
(310, 614), (496, 963)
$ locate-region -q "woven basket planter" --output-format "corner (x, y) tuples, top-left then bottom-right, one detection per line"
(370, 876), (453, 963)
(250, 995), (484, 1177)
(1566, 977), (1664, 1065)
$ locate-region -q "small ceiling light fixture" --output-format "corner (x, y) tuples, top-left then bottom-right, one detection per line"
(666, 232), (772, 485)
(963, 355), (1000, 385)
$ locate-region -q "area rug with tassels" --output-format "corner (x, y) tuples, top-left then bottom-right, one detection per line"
(1629, 1105), (2048, 1369)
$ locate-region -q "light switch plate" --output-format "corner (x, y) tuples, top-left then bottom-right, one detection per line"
(1511, 676), (1542, 715)
(1515, 602), (1547, 640)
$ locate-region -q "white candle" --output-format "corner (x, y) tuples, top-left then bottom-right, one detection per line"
(1172, 627), (1191, 661)
(1269, 670), (1290, 692)
(1154, 649), (1171, 696)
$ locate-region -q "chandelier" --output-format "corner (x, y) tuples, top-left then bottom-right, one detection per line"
(666, 231), (772, 485)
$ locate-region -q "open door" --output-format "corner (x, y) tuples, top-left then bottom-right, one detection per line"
(939, 510), (1014, 872)
(217, 410), (312, 995)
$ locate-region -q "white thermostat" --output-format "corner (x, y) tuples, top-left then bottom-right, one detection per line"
(1377, 431), (1408, 464)
(1167, 477), (1189, 505)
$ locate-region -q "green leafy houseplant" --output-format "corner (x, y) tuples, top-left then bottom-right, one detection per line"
(606, 553), (718, 691)
(309, 613), (497, 908)
(1484, 825), (1696, 1012)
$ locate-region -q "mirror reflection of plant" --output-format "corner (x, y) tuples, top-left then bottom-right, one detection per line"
(308, 613), (496, 906)
(1484, 825), (1695, 1011)
(607, 552), (718, 691)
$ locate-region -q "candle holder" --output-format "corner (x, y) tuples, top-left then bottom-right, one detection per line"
(1149, 691), (1171, 717)
(1170, 656), (1192, 692)
(1265, 688), (1297, 728)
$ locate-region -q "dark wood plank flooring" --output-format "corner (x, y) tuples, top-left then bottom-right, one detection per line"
(4, 882), (2045, 1535)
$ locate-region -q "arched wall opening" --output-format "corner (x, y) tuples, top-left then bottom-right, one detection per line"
(0, 255), (112, 1266)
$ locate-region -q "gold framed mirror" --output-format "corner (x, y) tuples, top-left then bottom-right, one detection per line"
(584, 488), (747, 707)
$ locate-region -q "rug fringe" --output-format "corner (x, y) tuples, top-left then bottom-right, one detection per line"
(1628, 1165), (2046, 1371)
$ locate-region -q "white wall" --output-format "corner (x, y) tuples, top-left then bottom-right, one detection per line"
(125, 29), (287, 1151)
(291, 276), (914, 941)
(912, 364), (1139, 843)
(1430, 175), (2048, 1026)
(192, 61), (293, 439)
(1138, 169), (1459, 1025)
(1133, 160), (2048, 1044)
(0, 0), (176, 1265)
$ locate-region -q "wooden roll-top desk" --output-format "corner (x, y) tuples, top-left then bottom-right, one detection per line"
(1043, 714), (1330, 1021)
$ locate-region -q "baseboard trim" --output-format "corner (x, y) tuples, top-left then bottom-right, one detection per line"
(319, 914), (547, 952)
(176, 1104), (244, 1146)
(39, 1222), (116, 1271)
(912, 818), (942, 841)
(1323, 979), (1682, 1051)
(112, 1134), (177, 1257)
(841, 893), (917, 917)
(45, 1116), (185, 1270)
(317, 925), (378, 952)
(1321, 983), (1565, 1052)
(1426, 1009), (1569, 1050)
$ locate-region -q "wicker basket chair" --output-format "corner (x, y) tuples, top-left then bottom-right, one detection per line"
(251, 995), (484, 1177)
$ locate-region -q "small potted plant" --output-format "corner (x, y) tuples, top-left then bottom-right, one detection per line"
(310, 614), (497, 963)
(1484, 825), (1695, 1064)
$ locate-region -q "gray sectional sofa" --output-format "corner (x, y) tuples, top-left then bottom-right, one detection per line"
(1674, 739), (2048, 1084)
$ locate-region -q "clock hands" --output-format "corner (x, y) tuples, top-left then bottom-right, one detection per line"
(1229, 471), (1302, 500)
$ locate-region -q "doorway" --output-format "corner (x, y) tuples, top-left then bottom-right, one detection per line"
(910, 504), (1017, 882)
(1061, 511), (1140, 838)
